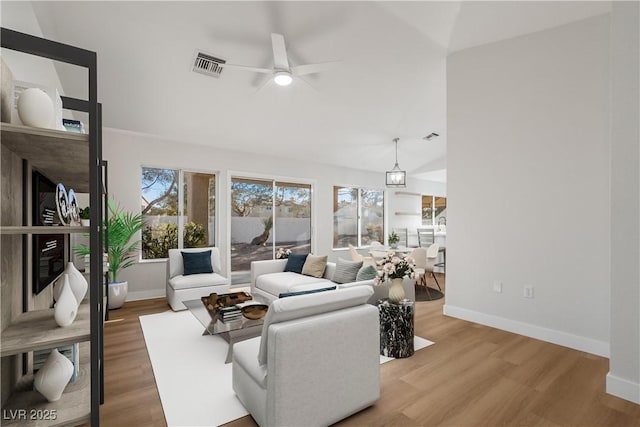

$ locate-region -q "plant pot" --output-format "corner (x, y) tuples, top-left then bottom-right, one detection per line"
(80, 219), (90, 226)
(108, 281), (128, 310)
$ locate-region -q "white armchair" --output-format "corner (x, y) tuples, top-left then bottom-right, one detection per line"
(232, 286), (380, 426)
(166, 247), (230, 311)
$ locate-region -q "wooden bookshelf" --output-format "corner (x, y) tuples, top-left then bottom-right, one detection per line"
(0, 226), (90, 235)
(0, 123), (89, 193)
(0, 304), (90, 357)
(2, 343), (90, 427)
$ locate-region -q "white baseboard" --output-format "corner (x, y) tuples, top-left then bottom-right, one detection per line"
(443, 304), (610, 357)
(126, 289), (166, 302)
(606, 373), (640, 404)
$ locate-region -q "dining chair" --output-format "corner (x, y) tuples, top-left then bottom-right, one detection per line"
(425, 243), (442, 292)
(392, 228), (408, 247)
(417, 228), (435, 247)
(349, 244), (363, 262)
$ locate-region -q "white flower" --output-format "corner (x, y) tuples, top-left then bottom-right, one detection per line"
(391, 256), (401, 265)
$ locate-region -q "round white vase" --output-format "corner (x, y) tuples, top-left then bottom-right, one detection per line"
(54, 275), (78, 327)
(17, 88), (54, 128)
(108, 281), (128, 310)
(388, 278), (406, 304)
(54, 262), (88, 305)
(34, 348), (74, 402)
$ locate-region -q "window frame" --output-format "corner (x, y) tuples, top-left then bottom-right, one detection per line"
(140, 165), (218, 262)
(333, 185), (385, 249)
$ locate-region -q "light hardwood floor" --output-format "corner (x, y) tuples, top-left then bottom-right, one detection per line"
(100, 276), (640, 427)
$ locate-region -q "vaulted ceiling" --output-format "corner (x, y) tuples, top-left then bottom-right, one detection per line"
(19, 1), (610, 183)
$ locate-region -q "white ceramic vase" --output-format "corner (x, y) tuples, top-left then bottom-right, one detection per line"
(17, 88), (54, 128)
(54, 275), (78, 327)
(388, 278), (406, 304)
(54, 262), (88, 305)
(108, 281), (128, 310)
(34, 348), (74, 402)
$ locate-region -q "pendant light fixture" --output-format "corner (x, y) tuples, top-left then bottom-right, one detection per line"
(386, 138), (406, 188)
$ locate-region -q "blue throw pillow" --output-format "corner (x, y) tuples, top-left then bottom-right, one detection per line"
(279, 286), (336, 298)
(182, 250), (213, 275)
(284, 253), (308, 274)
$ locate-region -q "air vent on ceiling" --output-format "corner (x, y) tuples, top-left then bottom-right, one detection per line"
(192, 51), (226, 78)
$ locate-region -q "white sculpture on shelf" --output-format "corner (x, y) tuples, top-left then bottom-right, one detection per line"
(54, 262), (88, 305)
(16, 87), (54, 129)
(33, 348), (74, 402)
(53, 274), (78, 327)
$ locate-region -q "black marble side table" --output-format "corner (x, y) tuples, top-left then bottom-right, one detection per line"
(378, 299), (415, 358)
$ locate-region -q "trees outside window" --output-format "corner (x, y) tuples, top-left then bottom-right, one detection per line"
(231, 177), (311, 272)
(333, 186), (384, 248)
(141, 167), (215, 259)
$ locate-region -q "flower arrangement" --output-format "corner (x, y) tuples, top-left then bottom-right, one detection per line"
(276, 248), (292, 259)
(374, 252), (416, 285)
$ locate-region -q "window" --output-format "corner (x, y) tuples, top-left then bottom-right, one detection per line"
(230, 177), (311, 272)
(422, 195), (447, 229)
(141, 167), (216, 259)
(333, 186), (384, 248)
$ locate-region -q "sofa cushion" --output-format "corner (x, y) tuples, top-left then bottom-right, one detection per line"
(301, 254), (328, 278)
(279, 286), (337, 299)
(332, 258), (363, 284)
(255, 272), (333, 297)
(258, 286), (374, 365)
(168, 272), (228, 290)
(182, 250), (213, 275)
(284, 253), (308, 274)
(233, 337), (267, 387)
(356, 264), (378, 281)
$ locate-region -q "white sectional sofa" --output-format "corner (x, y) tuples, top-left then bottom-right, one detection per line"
(250, 259), (415, 304)
(232, 286), (380, 426)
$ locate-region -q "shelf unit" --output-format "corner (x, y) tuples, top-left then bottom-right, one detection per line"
(1, 304), (91, 357)
(0, 226), (90, 235)
(1, 28), (103, 426)
(2, 343), (91, 427)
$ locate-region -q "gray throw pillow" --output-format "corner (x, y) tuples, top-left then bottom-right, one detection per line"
(332, 258), (363, 284)
(356, 264), (378, 281)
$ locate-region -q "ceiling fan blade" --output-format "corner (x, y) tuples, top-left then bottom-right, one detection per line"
(223, 63), (273, 74)
(291, 61), (341, 76)
(271, 33), (290, 70)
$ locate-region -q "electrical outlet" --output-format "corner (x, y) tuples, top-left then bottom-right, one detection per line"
(523, 286), (534, 299)
(493, 281), (503, 293)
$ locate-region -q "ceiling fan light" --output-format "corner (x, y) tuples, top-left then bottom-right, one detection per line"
(274, 71), (293, 86)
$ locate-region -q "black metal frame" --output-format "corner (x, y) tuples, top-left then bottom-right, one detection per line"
(2, 27), (103, 426)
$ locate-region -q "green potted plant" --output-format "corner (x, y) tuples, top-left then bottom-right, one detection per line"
(79, 206), (90, 226)
(75, 200), (144, 309)
(388, 231), (400, 248)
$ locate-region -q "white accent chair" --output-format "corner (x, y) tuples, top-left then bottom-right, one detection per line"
(232, 286), (380, 427)
(166, 247), (230, 311)
(411, 244), (441, 298)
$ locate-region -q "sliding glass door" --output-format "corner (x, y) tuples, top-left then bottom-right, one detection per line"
(230, 177), (311, 273)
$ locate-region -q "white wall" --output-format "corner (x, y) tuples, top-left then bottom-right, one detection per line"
(446, 15), (611, 356)
(607, 2), (640, 404)
(103, 128), (445, 300)
(1, 2), (66, 96)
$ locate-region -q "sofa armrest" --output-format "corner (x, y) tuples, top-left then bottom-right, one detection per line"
(250, 259), (288, 293)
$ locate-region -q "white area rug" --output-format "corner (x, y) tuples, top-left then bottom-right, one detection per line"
(140, 310), (434, 427)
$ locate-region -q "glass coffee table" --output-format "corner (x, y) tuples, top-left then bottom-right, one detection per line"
(183, 299), (265, 363)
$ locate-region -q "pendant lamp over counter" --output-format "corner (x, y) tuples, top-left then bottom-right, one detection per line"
(386, 138), (406, 188)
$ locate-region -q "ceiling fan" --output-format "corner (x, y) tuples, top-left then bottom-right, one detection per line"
(224, 33), (339, 87)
